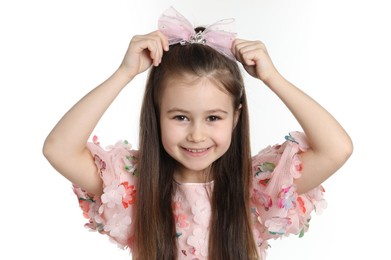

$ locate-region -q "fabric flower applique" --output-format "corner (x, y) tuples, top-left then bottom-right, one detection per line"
(121, 181), (136, 209)
(285, 131), (310, 150)
(297, 197), (307, 214)
(285, 133), (299, 144)
(101, 180), (126, 209)
(92, 135), (100, 145)
(175, 213), (190, 229)
(265, 217), (292, 235)
(124, 155), (138, 176)
(106, 139), (133, 150)
(304, 186), (327, 214)
(103, 211), (132, 242)
(191, 197), (211, 227)
(123, 146), (139, 176)
(252, 188), (272, 211)
(251, 207), (267, 227)
(256, 162), (276, 176)
(252, 228), (270, 260)
(93, 154), (106, 176)
(77, 193), (94, 218)
(255, 162), (275, 186)
(172, 201), (190, 230)
(278, 185), (297, 210)
(187, 227), (208, 257)
(105, 139), (139, 176)
(73, 185), (104, 230)
(85, 202), (105, 231)
(290, 154), (303, 179)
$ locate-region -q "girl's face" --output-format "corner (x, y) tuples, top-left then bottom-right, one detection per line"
(160, 74), (240, 183)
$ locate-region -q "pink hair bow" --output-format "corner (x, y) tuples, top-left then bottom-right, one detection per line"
(158, 7), (237, 60)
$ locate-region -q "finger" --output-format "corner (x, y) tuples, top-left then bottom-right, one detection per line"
(241, 51), (259, 66)
(235, 41), (268, 66)
(142, 34), (164, 66)
(150, 32), (169, 64)
(236, 41), (265, 57)
(148, 41), (159, 66)
(232, 39), (247, 63)
(133, 37), (161, 66)
(232, 39), (259, 63)
(149, 38), (162, 66)
(232, 39), (246, 59)
(233, 39), (265, 56)
(143, 31), (168, 65)
(146, 32), (164, 64)
(156, 30), (170, 52)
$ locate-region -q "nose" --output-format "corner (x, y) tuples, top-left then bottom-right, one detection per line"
(187, 122), (206, 143)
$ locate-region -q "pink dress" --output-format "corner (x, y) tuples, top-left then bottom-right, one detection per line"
(73, 131), (326, 259)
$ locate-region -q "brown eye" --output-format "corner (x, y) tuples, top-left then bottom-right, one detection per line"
(174, 115), (188, 121)
(207, 116), (220, 122)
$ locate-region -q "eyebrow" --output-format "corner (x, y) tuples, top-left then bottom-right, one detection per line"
(166, 108), (228, 114)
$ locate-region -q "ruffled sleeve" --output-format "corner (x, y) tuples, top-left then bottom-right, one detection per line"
(250, 131), (327, 242)
(72, 136), (139, 249)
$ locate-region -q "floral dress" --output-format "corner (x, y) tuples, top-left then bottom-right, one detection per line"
(73, 132), (326, 259)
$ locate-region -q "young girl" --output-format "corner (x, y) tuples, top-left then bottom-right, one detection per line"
(43, 7), (352, 260)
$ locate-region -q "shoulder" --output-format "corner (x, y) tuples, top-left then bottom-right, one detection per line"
(250, 132), (326, 239)
(251, 132), (308, 171)
(73, 136), (139, 248)
(87, 136), (139, 176)
(87, 135), (140, 184)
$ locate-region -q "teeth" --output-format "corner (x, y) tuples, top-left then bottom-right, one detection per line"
(187, 148), (207, 153)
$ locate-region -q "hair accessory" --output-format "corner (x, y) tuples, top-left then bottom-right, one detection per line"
(158, 7), (237, 60)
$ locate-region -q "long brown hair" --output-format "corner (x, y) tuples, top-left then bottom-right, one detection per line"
(134, 31), (257, 260)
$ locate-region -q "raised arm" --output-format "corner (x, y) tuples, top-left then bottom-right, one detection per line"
(43, 31), (169, 195)
(232, 39), (353, 194)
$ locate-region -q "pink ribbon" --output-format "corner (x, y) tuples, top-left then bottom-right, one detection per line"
(158, 7), (237, 60)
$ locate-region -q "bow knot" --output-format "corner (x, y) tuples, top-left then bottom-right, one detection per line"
(158, 7), (237, 60)
(181, 31), (207, 45)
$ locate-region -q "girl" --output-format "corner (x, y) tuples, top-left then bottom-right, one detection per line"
(43, 7), (352, 260)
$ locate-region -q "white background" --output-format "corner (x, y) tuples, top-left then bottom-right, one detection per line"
(1, 0), (390, 259)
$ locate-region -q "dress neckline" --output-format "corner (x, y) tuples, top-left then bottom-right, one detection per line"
(173, 179), (214, 186)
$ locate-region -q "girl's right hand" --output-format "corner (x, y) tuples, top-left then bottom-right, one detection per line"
(119, 30), (169, 78)
(43, 31), (169, 196)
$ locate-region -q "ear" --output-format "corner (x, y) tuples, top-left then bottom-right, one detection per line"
(233, 104), (242, 129)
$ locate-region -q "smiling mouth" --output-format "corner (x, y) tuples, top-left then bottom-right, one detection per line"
(183, 147), (210, 153)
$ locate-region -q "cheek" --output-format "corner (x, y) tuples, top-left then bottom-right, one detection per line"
(160, 121), (171, 149)
(212, 123), (234, 148)
(160, 120), (182, 149)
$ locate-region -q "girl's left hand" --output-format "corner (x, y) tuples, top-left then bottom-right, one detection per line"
(232, 39), (278, 82)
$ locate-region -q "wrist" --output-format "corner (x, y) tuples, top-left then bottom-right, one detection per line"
(260, 70), (283, 86)
(115, 66), (136, 84)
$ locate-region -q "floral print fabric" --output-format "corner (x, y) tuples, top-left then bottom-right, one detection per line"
(73, 131), (326, 259)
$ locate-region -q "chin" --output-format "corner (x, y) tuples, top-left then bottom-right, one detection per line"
(178, 162), (213, 173)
